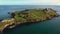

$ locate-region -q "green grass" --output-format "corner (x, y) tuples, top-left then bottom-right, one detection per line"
(10, 8), (58, 22)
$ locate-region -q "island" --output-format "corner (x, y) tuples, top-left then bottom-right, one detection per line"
(0, 8), (59, 34)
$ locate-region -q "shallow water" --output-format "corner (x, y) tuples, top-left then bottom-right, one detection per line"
(0, 5), (60, 34)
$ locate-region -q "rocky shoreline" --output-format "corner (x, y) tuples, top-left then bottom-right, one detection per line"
(0, 8), (59, 34)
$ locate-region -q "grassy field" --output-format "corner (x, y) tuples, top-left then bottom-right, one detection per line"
(12, 8), (58, 22)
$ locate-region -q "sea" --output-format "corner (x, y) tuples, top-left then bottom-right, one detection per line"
(0, 5), (60, 34)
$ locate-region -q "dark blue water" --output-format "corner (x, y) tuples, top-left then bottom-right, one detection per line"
(0, 5), (60, 34)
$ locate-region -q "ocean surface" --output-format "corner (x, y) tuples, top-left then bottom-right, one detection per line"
(0, 5), (60, 34)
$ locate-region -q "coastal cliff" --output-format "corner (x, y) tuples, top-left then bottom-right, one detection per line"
(0, 8), (59, 34)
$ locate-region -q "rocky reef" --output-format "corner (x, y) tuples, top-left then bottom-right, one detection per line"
(0, 8), (59, 34)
